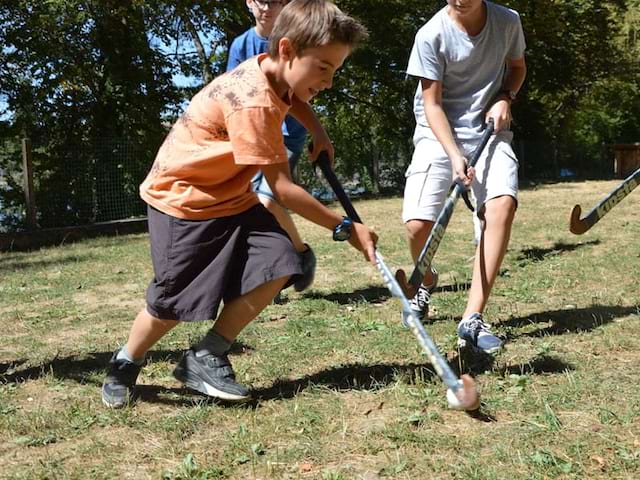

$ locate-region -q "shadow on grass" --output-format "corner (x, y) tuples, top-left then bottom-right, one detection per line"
(302, 281), (472, 305)
(252, 361), (439, 401)
(0, 348), (576, 418)
(500, 304), (638, 339)
(303, 285), (391, 304)
(0, 358), (28, 376)
(499, 355), (575, 376)
(6, 299), (616, 414)
(0, 253), (94, 271)
(0, 341), (253, 385)
(133, 350), (574, 411)
(516, 240), (600, 264)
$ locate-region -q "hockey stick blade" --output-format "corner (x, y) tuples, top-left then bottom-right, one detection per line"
(394, 268), (416, 298)
(569, 204), (589, 234)
(569, 167), (640, 235)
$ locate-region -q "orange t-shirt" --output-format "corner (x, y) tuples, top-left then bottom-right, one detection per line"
(140, 54), (290, 220)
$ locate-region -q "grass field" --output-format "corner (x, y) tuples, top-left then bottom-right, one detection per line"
(1, 180), (639, 479)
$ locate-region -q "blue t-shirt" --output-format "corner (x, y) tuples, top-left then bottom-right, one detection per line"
(227, 28), (307, 152)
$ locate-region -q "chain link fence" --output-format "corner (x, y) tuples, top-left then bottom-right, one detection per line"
(0, 136), (153, 234)
(0, 134), (616, 236)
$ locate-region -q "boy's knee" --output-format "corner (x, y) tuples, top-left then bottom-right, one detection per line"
(405, 219), (432, 240)
(484, 196), (516, 222)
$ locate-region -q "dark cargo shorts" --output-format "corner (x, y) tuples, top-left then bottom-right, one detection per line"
(145, 204), (302, 322)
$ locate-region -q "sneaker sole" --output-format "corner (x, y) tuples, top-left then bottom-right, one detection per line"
(101, 397), (127, 408)
(173, 366), (250, 402)
(457, 338), (503, 355)
(101, 390), (130, 409)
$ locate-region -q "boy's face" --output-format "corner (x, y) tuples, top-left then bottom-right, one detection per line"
(447, 0), (484, 17)
(283, 42), (351, 103)
(247, 0), (285, 34)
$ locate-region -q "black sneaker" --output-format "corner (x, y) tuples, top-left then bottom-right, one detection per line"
(294, 244), (316, 292)
(173, 349), (250, 401)
(101, 349), (143, 408)
(403, 267), (439, 326)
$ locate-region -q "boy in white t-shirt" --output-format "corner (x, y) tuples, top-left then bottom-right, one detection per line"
(403, 0), (527, 354)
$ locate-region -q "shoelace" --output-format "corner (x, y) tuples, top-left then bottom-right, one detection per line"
(466, 315), (493, 336)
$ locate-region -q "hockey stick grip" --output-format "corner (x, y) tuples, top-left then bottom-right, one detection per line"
(315, 154), (363, 224)
(467, 118), (495, 169)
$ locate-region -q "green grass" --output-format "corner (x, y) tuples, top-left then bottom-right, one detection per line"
(1, 180), (639, 479)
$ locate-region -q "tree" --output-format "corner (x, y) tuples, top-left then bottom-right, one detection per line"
(0, 0), (181, 227)
(1, 0), (639, 232)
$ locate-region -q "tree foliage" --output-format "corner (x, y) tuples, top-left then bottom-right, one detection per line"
(0, 0), (638, 231)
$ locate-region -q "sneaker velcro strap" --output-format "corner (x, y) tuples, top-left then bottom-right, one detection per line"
(203, 357), (236, 379)
(204, 354), (231, 368)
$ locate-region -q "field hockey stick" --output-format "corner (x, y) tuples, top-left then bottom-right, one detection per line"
(569, 166), (640, 234)
(395, 119), (495, 299)
(315, 153), (480, 411)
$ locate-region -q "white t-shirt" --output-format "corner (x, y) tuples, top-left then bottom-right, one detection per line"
(407, 1), (526, 141)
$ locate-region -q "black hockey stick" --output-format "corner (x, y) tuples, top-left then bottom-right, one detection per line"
(315, 153), (480, 411)
(569, 167), (640, 234)
(396, 119), (495, 299)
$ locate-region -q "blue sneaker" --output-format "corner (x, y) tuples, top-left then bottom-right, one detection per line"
(403, 267), (439, 326)
(294, 244), (316, 292)
(457, 313), (503, 354)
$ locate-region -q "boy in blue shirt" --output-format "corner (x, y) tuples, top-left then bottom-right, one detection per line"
(228, 0), (315, 294)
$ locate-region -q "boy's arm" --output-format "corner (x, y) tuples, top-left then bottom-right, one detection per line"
(487, 56), (527, 131)
(421, 78), (474, 186)
(288, 95), (333, 162)
(226, 41), (243, 71)
(262, 162), (377, 263)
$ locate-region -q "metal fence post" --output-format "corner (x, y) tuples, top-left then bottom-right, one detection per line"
(21, 138), (37, 230)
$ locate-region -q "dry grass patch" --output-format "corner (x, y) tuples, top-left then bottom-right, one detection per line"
(1, 181), (640, 479)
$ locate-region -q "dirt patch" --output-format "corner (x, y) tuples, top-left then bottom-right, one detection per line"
(74, 283), (145, 311)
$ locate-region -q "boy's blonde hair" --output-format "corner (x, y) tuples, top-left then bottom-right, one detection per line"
(268, 0), (368, 57)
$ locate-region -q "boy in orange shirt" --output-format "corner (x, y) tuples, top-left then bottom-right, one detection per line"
(101, 0), (376, 408)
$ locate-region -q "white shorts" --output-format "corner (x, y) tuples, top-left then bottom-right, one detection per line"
(402, 131), (519, 223)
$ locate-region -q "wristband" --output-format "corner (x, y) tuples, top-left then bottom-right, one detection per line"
(332, 217), (353, 241)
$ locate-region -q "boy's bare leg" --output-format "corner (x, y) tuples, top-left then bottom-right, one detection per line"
(259, 195), (306, 253)
(405, 219), (437, 286)
(213, 276), (289, 342)
(463, 195), (516, 317)
(125, 309), (179, 360)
